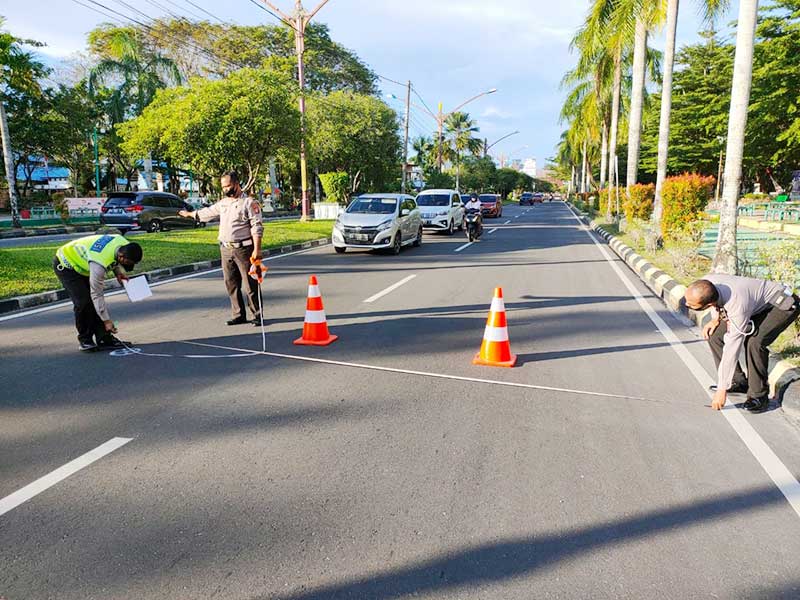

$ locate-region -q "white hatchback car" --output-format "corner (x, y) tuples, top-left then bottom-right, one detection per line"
(416, 189), (466, 235)
(332, 193), (423, 254)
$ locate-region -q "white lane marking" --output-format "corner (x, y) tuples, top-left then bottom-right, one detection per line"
(504, 220), (511, 225)
(515, 215), (521, 219)
(566, 205), (800, 519)
(0, 246), (324, 323)
(454, 242), (474, 253)
(488, 228), (498, 234)
(363, 274), (417, 303)
(182, 341), (675, 406)
(0, 437), (132, 517)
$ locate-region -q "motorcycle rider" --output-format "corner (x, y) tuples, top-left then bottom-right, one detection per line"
(464, 193), (483, 237)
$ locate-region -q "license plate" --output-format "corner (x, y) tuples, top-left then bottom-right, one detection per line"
(353, 233), (370, 241)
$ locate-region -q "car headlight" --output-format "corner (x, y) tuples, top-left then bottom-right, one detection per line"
(334, 220), (344, 232)
(376, 219), (393, 231)
(438, 210), (449, 216)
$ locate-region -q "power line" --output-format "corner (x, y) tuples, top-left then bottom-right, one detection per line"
(182, 0), (226, 23)
(411, 85), (437, 120)
(73, 0), (244, 72)
(245, 0), (297, 31)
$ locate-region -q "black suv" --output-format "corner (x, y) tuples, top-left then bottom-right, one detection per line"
(99, 191), (198, 233)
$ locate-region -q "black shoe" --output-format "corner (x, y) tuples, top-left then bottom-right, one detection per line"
(96, 335), (127, 349)
(227, 316), (248, 326)
(79, 340), (97, 352)
(709, 383), (748, 394)
(251, 316), (263, 326)
(745, 396), (769, 413)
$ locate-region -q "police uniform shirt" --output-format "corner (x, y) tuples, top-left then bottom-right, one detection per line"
(196, 194), (264, 243)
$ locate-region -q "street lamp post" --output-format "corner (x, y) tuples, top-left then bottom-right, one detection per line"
(410, 88), (497, 172)
(261, 0), (331, 221)
(484, 130), (520, 157)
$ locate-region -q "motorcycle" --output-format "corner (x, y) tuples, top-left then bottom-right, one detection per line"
(464, 208), (483, 242)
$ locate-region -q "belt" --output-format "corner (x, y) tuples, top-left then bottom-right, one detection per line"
(220, 239), (253, 249)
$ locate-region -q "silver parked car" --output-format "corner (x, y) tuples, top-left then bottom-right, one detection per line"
(332, 193), (423, 255)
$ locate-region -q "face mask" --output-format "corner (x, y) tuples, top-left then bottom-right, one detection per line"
(224, 187), (238, 197)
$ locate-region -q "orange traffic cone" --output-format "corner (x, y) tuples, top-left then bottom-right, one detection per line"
(294, 275), (338, 346)
(473, 287), (517, 367)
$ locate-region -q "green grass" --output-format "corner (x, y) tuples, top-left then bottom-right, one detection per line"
(0, 220), (333, 299)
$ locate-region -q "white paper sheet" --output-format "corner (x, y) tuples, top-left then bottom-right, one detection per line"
(123, 275), (152, 303)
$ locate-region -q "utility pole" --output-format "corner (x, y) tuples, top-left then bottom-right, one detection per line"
(401, 80), (411, 194)
(261, 0), (331, 221)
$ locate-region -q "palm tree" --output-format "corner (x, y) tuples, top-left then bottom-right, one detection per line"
(712, 0), (759, 273)
(89, 27), (182, 116)
(411, 136), (435, 173)
(445, 111), (482, 190)
(0, 20), (46, 227)
(652, 0), (728, 229)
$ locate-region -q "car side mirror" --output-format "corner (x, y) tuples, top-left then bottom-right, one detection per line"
(401, 209), (410, 216)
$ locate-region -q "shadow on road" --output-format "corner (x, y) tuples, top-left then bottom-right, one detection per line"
(264, 484), (786, 600)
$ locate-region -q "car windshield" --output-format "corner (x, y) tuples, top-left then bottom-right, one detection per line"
(416, 194), (450, 206)
(347, 197), (398, 214)
(479, 195), (496, 202)
(105, 195), (139, 207)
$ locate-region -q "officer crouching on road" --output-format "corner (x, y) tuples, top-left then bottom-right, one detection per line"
(685, 274), (800, 413)
(54, 234), (143, 352)
(179, 170), (263, 326)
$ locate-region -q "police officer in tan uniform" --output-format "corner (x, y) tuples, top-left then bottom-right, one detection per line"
(180, 171), (263, 326)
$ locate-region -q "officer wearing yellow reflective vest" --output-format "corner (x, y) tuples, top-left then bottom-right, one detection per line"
(54, 234), (143, 351)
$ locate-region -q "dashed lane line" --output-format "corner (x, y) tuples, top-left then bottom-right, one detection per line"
(363, 275), (417, 303)
(0, 437), (133, 517)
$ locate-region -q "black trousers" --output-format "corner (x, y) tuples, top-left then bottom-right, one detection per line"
(708, 297), (800, 398)
(220, 245), (261, 320)
(53, 257), (105, 343)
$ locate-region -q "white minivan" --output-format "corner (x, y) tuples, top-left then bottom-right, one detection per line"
(416, 189), (465, 235)
(332, 193), (422, 255)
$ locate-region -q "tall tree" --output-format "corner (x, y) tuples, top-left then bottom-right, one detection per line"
(0, 19), (47, 227)
(713, 0), (761, 273)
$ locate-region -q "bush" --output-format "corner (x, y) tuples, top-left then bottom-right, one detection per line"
(660, 173), (715, 239)
(318, 172), (350, 205)
(623, 183), (655, 222)
(598, 187), (625, 217)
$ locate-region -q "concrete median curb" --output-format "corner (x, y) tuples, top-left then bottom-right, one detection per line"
(0, 224), (99, 239)
(568, 202), (800, 420)
(0, 237), (331, 316)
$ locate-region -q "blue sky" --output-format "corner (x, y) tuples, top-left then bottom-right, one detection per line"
(3, 0), (735, 171)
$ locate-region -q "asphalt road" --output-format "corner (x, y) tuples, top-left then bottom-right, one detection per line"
(2, 202), (800, 599)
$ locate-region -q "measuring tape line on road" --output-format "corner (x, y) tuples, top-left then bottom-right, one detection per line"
(170, 340), (690, 407)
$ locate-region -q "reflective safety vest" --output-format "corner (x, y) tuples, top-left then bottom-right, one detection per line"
(56, 234), (129, 277)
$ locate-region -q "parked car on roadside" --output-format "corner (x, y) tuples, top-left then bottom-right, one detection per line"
(99, 191), (198, 233)
(479, 193), (503, 218)
(332, 193), (422, 255)
(415, 189), (465, 235)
